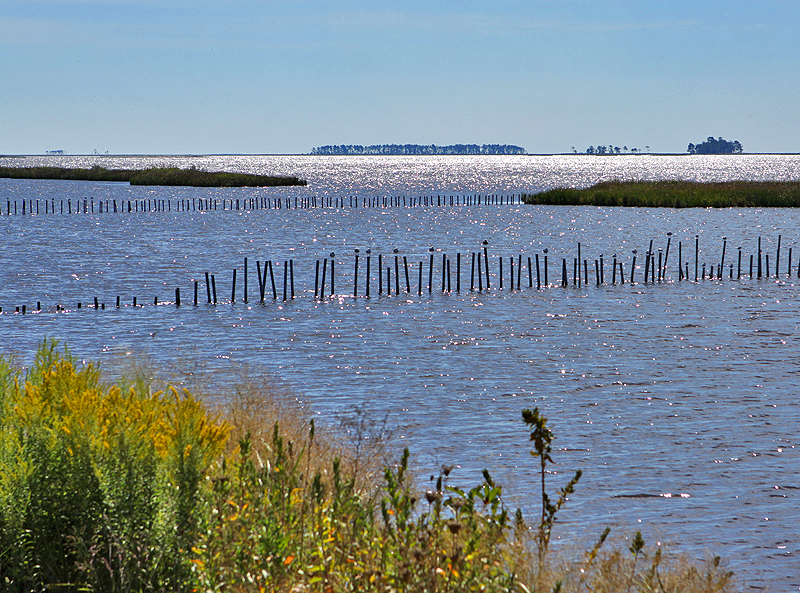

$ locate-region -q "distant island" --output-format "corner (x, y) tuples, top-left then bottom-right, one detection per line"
(310, 144), (526, 155)
(687, 136), (743, 154)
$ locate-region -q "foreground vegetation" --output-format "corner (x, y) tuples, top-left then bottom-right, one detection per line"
(0, 165), (307, 187)
(522, 180), (800, 208)
(0, 341), (737, 592)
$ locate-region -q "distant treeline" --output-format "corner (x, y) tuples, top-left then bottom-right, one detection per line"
(0, 166), (306, 187)
(522, 180), (800, 208)
(310, 144), (527, 155)
(688, 137), (743, 154)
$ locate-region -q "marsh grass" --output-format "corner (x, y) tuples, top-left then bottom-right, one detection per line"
(0, 341), (738, 592)
(522, 180), (800, 208)
(0, 165), (306, 187)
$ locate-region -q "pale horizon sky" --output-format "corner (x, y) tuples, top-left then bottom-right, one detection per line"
(2, 0), (799, 155)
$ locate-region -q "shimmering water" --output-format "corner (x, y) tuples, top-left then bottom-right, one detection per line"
(2, 155), (800, 590)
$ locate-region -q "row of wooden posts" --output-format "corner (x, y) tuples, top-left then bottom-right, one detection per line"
(3, 235), (796, 314)
(0, 194), (522, 216)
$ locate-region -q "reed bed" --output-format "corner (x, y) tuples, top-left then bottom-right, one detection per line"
(0, 165), (306, 187)
(0, 340), (738, 592)
(522, 180), (800, 208)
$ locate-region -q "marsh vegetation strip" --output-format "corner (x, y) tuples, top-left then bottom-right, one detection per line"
(0, 165), (306, 187)
(522, 180), (800, 208)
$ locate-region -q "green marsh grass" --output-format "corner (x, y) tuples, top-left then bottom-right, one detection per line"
(0, 165), (306, 187)
(522, 180), (800, 208)
(0, 341), (738, 592)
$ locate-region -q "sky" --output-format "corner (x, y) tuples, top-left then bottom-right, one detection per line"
(2, 0), (799, 155)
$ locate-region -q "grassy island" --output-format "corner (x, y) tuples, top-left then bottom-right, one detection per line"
(0, 165), (307, 187)
(0, 341), (737, 593)
(522, 180), (800, 208)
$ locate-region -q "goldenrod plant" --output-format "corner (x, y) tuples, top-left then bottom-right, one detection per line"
(0, 341), (737, 592)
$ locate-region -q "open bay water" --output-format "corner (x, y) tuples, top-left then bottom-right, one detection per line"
(2, 155), (800, 590)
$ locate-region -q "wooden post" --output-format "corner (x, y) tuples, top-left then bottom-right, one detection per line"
(244, 258), (248, 302)
(397, 256), (401, 294)
(483, 246), (490, 288)
(283, 261), (288, 301)
(194, 281), (198, 306)
(499, 257), (503, 289)
(528, 256), (533, 288)
(758, 236), (762, 278)
(404, 256), (411, 292)
(600, 254), (605, 284)
(176, 287), (181, 307)
(477, 251), (483, 290)
(737, 247), (742, 279)
(543, 253), (548, 286)
(428, 253), (434, 293)
(231, 269), (237, 302)
(354, 255), (359, 298)
(535, 254), (541, 290)
(471, 252), (475, 291)
(695, 236), (699, 282)
(366, 256), (371, 297)
(320, 259), (327, 299)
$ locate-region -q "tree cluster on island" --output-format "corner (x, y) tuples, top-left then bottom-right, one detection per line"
(310, 144), (527, 155)
(687, 137), (743, 154)
(579, 145), (649, 155)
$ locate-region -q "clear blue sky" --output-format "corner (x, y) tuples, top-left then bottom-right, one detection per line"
(2, 0), (798, 155)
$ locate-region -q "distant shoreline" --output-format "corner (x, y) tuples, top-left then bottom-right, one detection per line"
(4, 152), (800, 158)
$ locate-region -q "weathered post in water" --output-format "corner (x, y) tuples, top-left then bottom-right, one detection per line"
(243, 258), (248, 303)
(737, 247), (742, 279)
(695, 236), (699, 282)
(758, 237), (762, 278)
(354, 254), (359, 298)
